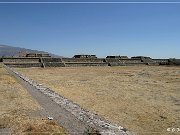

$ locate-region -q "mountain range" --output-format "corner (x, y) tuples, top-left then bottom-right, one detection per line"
(0, 44), (62, 57)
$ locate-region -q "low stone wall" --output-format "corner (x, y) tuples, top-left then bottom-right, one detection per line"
(44, 62), (65, 67)
(65, 62), (108, 67)
(152, 59), (169, 65)
(2, 58), (42, 68)
(106, 58), (141, 63)
(109, 62), (146, 66)
(2, 58), (40, 63)
(107, 58), (144, 66)
(4, 63), (42, 68)
(2, 57), (179, 68)
(42, 58), (63, 62)
(41, 58), (65, 67)
(168, 59), (180, 65)
(105, 58), (119, 62)
(62, 58), (105, 63)
(140, 58), (157, 65)
(119, 59), (142, 63)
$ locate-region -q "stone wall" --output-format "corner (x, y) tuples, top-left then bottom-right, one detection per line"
(106, 58), (141, 62)
(25, 53), (51, 57)
(2, 57), (179, 68)
(106, 58), (144, 66)
(42, 58), (62, 62)
(2, 58), (40, 63)
(152, 59), (169, 65)
(63, 58), (108, 67)
(168, 59), (180, 65)
(41, 58), (65, 67)
(109, 62), (146, 66)
(4, 63), (42, 68)
(105, 58), (119, 62)
(65, 62), (108, 67)
(62, 58), (105, 63)
(2, 58), (41, 68)
(44, 62), (65, 67)
(119, 59), (142, 63)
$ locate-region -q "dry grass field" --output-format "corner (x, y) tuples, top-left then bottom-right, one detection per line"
(17, 66), (180, 135)
(0, 64), (67, 135)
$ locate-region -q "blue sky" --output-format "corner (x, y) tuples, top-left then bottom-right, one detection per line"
(0, 0), (180, 58)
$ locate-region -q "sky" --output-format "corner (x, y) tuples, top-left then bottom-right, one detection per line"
(0, 0), (180, 58)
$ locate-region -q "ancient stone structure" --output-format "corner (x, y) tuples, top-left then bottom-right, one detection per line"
(25, 53), (51, 57)
(42, 58), (65, 67)
(19, 52), (51, 58)
(2, 57), (42, 68)
(168, 59), (180, 65)
(152, 59), (169, 65)
(2, 57), (40, 63)
(106, 56), (146, 66)
(131, 56), (151, 59)
(0, 55), (179, 68)
(106, 55), (128, 59)
(106, 56), (120, 59)
(73, 54), (97, 58)
(62, 57), (108, 67)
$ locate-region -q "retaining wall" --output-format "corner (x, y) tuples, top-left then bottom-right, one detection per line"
(62, 58), (106, 63)
(65, 62), (108, 67)
(119, 59), (142, 63)
(42, 58), (63, 62)
(4, 63), (42, 68)
(41, 58), (65, 67)
(109, 62), (146, 66)
(168, 59), (180, 65)
(107, 58), (144, 66)
(2, 58), (40, 63)
(152, 59), (169, 65)
(44, 62), (65, 67)
(2, 57), (179, 68)
(106, 58), (141, 63)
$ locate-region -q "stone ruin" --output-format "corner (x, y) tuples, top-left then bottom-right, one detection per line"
(0, 54), (179, 68)
(106, 55), (128, 59)
(25, 53), (51, 57)
(73, 54), (97, 59)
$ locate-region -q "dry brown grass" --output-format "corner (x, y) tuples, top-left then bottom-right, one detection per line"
(0, 64), (67, 135)
(16, 66), (180, 135)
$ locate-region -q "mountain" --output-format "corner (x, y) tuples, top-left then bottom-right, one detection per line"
(0, 44), (63, 57)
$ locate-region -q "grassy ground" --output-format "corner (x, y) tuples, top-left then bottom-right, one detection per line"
(17, 66), (180, 135)
(0, 64), (67, 135)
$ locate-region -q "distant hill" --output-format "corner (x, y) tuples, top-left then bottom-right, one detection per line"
(0, 44), (63, 58)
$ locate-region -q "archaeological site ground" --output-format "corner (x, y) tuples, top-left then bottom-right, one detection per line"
(0, 54), (179, 135)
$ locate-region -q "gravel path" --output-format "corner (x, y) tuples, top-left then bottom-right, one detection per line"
(4, 65), (134, 135)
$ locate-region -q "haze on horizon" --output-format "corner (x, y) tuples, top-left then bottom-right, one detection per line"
(0, 0), (180, 59)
